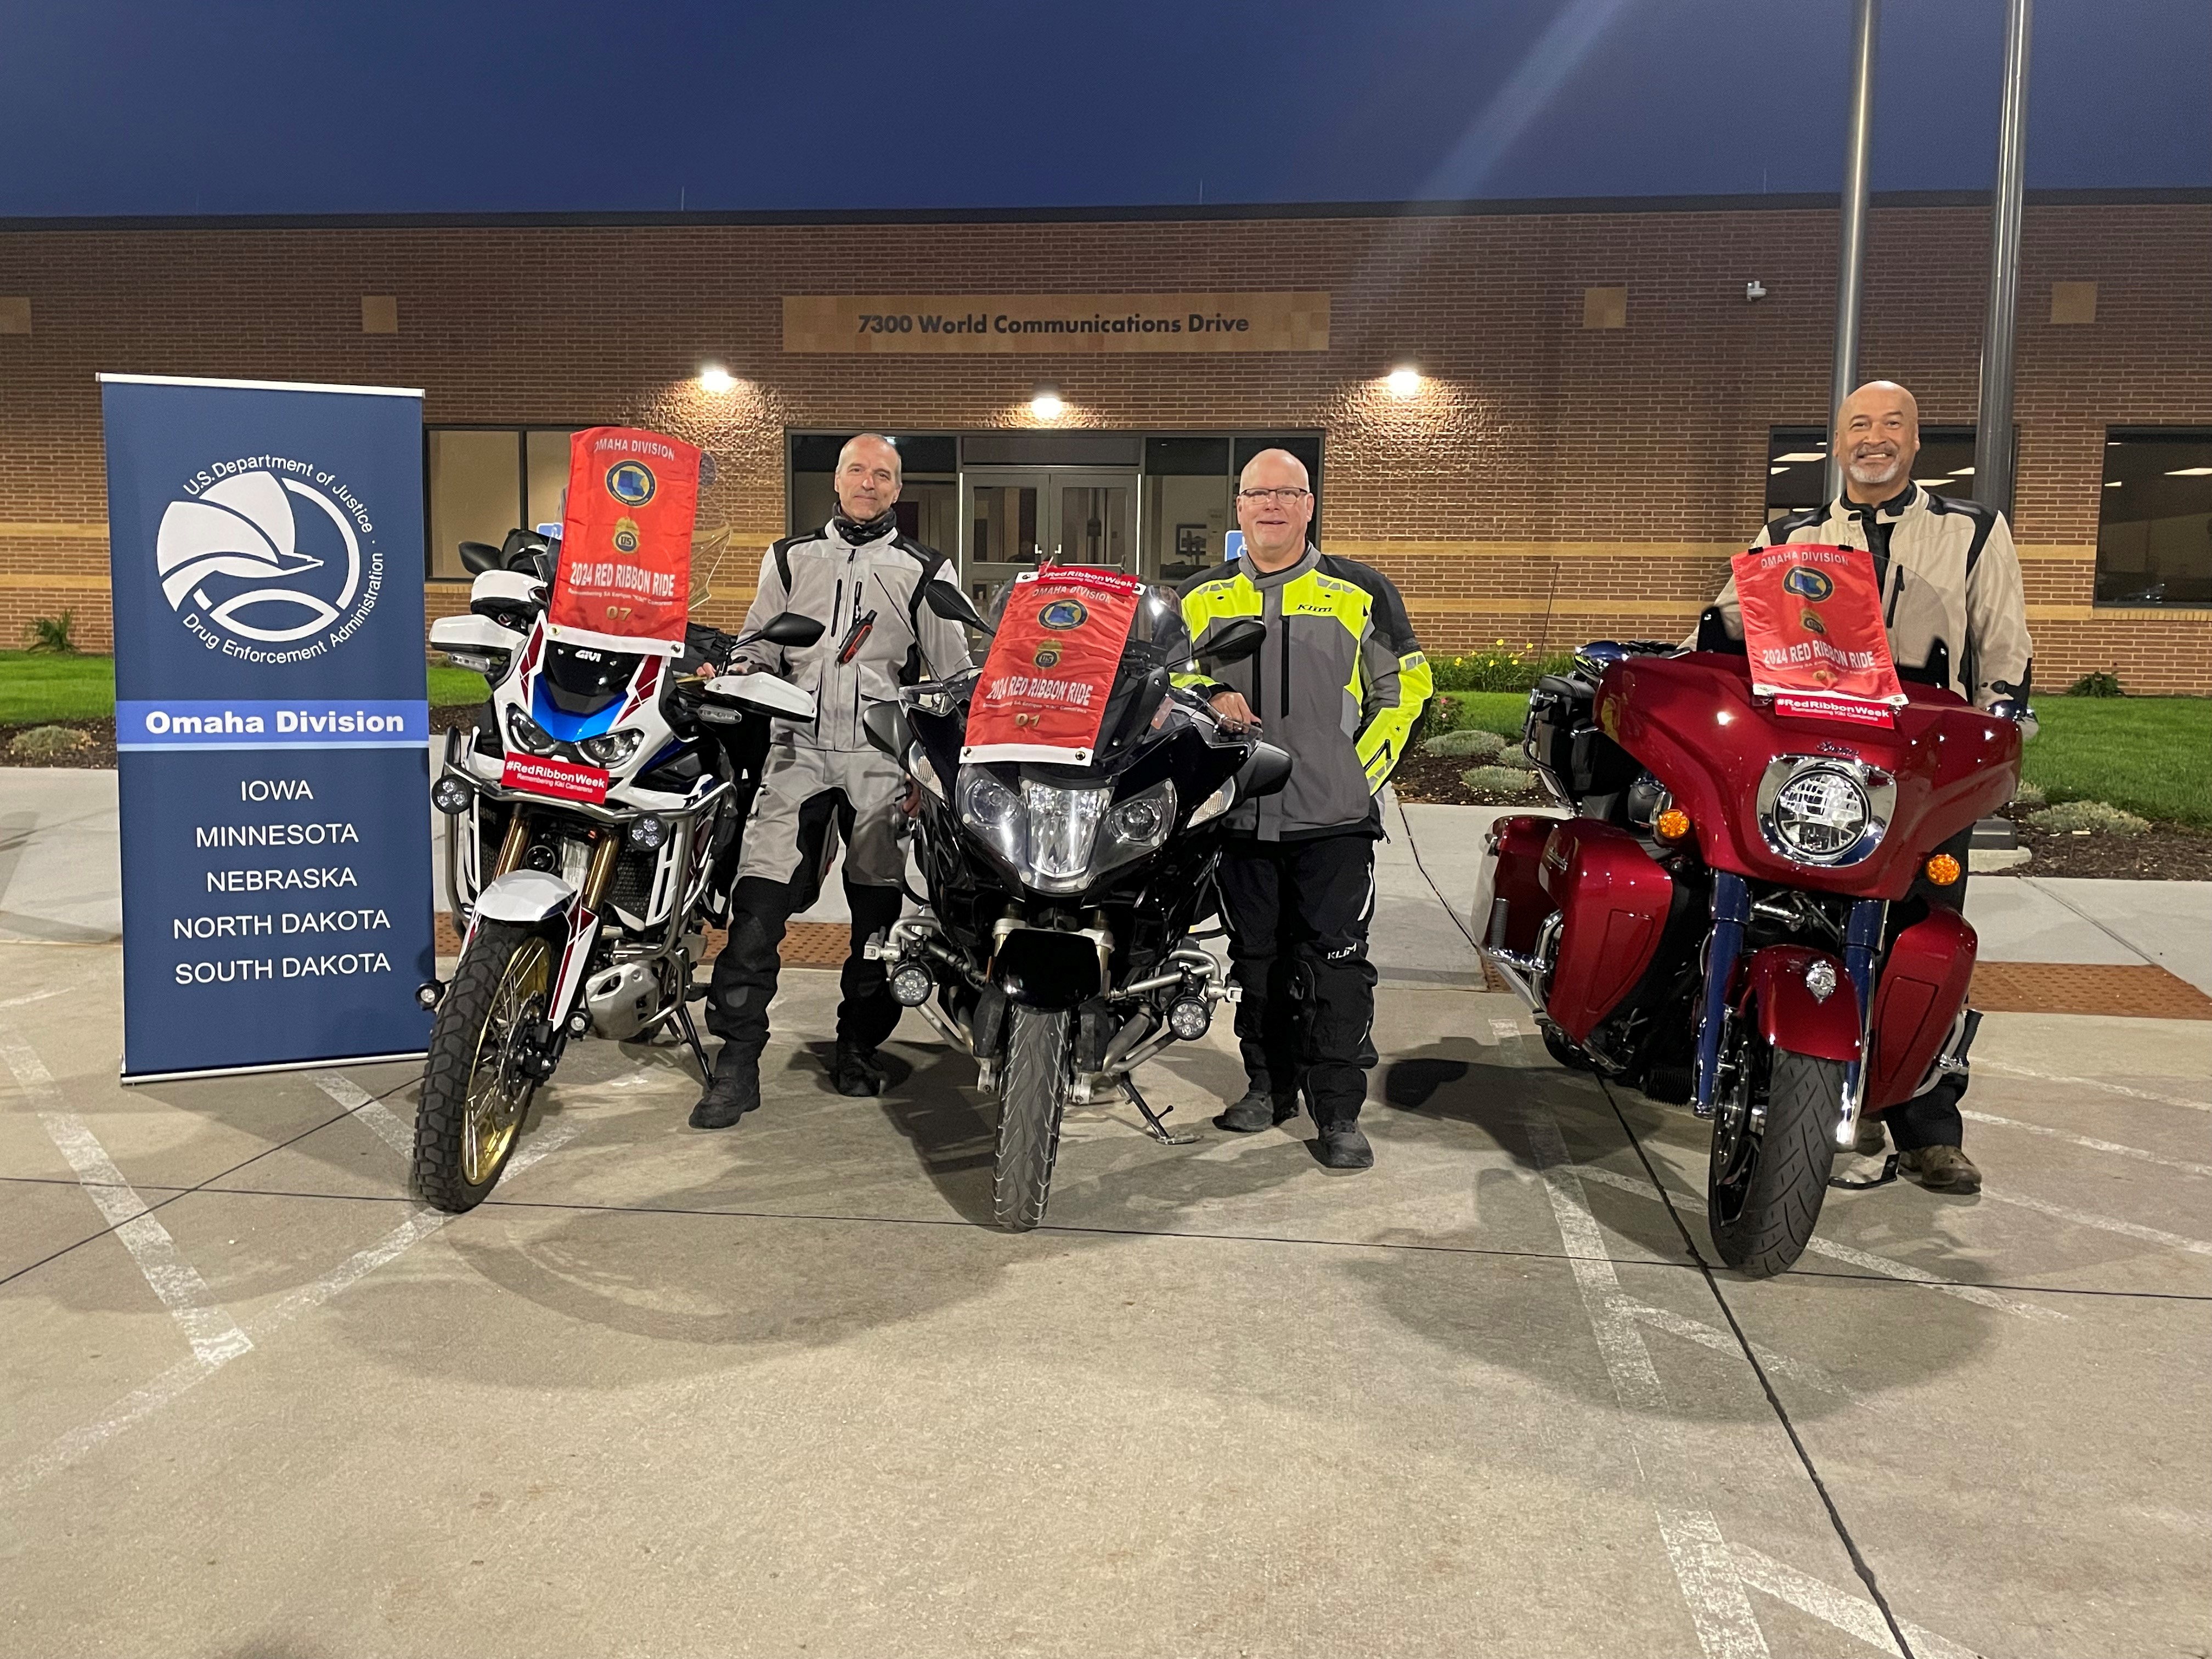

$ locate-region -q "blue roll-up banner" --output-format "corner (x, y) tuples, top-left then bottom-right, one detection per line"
(100, 374), (434, 1081)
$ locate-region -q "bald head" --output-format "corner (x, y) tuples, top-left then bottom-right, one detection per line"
(834, 433), (902, 522)
(1235, 448), (1314, 571)
(1833, 381), (1920, 504)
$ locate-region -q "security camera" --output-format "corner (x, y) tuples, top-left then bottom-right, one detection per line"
(1745, 280), (1768, 302)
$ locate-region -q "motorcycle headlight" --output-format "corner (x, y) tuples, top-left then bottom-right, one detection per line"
(579, 729), (644, 768)
(957, 768), (1026, 870)
(505, 704), (560, 757)
(1022, 781), (1110, 885)
(1101, 780), (1175, 856)
(1757, 758), (1892, 866)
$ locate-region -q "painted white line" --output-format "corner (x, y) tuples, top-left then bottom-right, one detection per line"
(0, 986), (73, 1009)
(308, 1070), (414, 1160)
(1976, 1058), (2210, 1115)
(9, 1116), (585, 1493)
(1733, 1543), (1985, 1659)
(1979, 1186), (2212, 1259)
(1521, 1108), (1770, 1656)
(1960, 1108), (2212, 1178)
(1613, 1297), (1865, 1406)
(1567, 1161), (2067, 1322)
(1, 1029), (253, 1368)
(1489, 1017), (1524, 1042)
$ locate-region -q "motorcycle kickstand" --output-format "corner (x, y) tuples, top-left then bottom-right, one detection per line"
(672, 998), (714, 1084)
(1118, 1073), (1200, 1146)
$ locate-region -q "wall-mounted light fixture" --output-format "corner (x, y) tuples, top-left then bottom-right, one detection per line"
(698, 365), (736, 394)
(1385, 365), (1422, 398)
(1030, 386), (1065, 420)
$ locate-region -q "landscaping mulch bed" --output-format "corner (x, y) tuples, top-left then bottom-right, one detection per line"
(0, 718), (116, 769)
(1391, 753), (1550, 810)
(428, 704), (483, 735)
(1997, 821), (2212, 881)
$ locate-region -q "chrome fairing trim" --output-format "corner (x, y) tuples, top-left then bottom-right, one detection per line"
(1753, 754), (1899, 869)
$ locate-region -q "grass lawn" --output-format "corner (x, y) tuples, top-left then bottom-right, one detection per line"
(0, 653), (488, 724)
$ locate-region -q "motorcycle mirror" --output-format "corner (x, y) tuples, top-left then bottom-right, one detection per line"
(1237, 741), (1293, 799)
(1195, 617), (1266, 668)
(861, 700), (910, 761)
(923, 580), (995, 636)
(758, 612), (825, 648)
(458, 541), (503, 575)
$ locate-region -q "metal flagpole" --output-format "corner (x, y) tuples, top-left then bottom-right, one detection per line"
(1975, 0), (2034, 520)
(1826, 0), (1881, 504)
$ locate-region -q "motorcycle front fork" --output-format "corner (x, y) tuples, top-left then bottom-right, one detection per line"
(1690, 871), (1884, 1153)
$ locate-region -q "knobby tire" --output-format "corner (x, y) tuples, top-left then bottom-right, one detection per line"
(413, 920), (552, 1214)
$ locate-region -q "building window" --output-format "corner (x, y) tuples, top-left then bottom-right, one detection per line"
(1766, 426), (1979, 521)
(426, 426), (587, 580)
(2097, 430), (2212, 608)
(786, 433), (960, 551)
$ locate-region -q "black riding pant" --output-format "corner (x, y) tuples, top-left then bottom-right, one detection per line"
(1216, 831), (1379, 1127)
(1873, 826), (1972, 1152)
(705, 788), (904, 1058)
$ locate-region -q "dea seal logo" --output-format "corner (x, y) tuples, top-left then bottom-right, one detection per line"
(606, 460), (657, 506)
(1038, 597), (1088, 630)
(1781, 566), (1835, 602)
(1032, 642), (1063, 669)
(156, 467), (379, 649)
(612, 515), (642, 555)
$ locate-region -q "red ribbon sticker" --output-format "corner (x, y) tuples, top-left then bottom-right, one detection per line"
(546, 426), (702, 658)
(501, 755), (612, 804)
(962, 565), (1146, 765)
(1733, 542), (1905, 715)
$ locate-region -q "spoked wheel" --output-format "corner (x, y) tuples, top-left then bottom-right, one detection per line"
(992, 1003), (1071, 1232)
(1707, 1019), (1842, 1277)
(413, 921), (554, 1214)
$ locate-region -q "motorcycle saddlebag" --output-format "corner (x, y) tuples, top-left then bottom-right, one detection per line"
(1865, 908), (1977, 1110)
(1537, 819), (1672, 1043)
(1482, 814), (1557, 955)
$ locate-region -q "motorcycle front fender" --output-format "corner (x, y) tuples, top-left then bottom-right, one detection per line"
(473, 869), (576, 927)
(1736, 945), (1861, 1063)
(993, 926), (1108, 1009)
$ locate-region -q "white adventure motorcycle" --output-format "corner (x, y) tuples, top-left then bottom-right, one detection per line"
(417, 530), (821, 1211)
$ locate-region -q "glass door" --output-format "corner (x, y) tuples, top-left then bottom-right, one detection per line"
(961, 468), (1140, 607)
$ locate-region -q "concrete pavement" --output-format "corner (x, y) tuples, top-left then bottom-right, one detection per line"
(4, 769), (2211, 1655)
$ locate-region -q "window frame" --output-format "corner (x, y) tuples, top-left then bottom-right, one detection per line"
(2094, 426), (2212, 611)
(423, 423), (596, 582)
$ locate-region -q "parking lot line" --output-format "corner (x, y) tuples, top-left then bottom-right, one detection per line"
(1975, 1058), (2210, 1114)
(2, 1028), (252, 1367)
(308, 1070), (415, 1160)
(1959, 1108), (2212, 1178)
(1977, 1187), (2212, 1259)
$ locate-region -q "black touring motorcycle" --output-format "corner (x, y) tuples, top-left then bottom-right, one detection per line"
(860, 584), (1288, 1230)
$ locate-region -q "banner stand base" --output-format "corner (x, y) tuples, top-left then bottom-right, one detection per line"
(121, 1050), (428, 1087)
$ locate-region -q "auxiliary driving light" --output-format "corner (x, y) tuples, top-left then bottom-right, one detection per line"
(1167, 997), (1212, 1040)
(431, 776), (473, 815)
(415, 980), (445, 1009)
(889, 962), (935, 1007)
(1924, 852), (1962, 887)
(627, 814), (669, 852)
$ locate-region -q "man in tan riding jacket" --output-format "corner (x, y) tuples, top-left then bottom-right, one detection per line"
(1700, 379), (2034, 1194)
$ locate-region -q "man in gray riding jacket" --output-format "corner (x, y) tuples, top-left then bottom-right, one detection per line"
(691, 434), (972, 1128)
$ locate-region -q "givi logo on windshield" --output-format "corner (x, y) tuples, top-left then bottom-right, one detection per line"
(501, 755), (611, 804)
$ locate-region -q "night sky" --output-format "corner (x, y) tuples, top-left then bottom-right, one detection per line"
(4, 0), (2205, 218)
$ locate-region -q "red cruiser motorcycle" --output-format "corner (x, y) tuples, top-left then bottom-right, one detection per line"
(1480, 616), (2025, 1276)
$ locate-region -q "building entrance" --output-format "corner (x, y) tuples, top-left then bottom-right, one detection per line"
(962, 467), (1137, 601)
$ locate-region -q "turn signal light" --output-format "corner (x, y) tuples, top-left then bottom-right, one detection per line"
(1654, 807), (1693, 844)
(1925, 852), (1962, 886)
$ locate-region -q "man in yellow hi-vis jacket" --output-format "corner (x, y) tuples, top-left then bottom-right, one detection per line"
(1176, 449), (1432, 1169)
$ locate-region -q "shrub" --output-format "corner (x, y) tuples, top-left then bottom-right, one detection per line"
(1462, 764), (1538, 795)
(7, 724), (91, 759)
(2025, 799), (2150, 836)
(2066, 670), (2124, 698)
(25, 612), (77, 654)
(1423, 727), (1506, 760)
(1430, 640), (1577, 693)
(2009, 781), (2047, 810)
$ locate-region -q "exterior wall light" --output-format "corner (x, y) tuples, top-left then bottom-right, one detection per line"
(698, 365), (736, 393)
(1030, 387), (1065, 420)
(1385, 366), (1421, 398)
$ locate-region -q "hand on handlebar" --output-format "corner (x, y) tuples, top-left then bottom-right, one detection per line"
(1208, 690), (1260, 731)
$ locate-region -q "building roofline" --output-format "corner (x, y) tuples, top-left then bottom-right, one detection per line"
(1, 187), (2205, 234)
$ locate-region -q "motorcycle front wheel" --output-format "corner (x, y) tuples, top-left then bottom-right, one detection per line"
(1706, 1030), (1840, 1277)
(413, 920), (554, 1214)
(992, 1002), (1070, 1232)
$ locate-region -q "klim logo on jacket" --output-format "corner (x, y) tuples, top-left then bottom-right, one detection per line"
(156, 463), (383, 658)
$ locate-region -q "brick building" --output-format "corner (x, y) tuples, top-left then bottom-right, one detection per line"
(2, 188), (2208, 690)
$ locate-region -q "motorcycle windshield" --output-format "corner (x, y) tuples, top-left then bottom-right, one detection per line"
(969, 578), (1184, 774)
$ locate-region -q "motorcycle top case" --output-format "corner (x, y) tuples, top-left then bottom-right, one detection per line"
(962, 563), (1145, 766)
(546, 427), (702, 658)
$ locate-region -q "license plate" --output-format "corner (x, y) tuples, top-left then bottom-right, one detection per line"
(501, 755), (612, 803)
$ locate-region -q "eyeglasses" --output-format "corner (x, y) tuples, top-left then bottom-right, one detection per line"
(1236, 487), (1312, 505)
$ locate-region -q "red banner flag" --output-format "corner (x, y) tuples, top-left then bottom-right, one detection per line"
(545, 427), (701, 657)
(961, 565), (1146, 765)
(1732, 542), (1905, 722)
